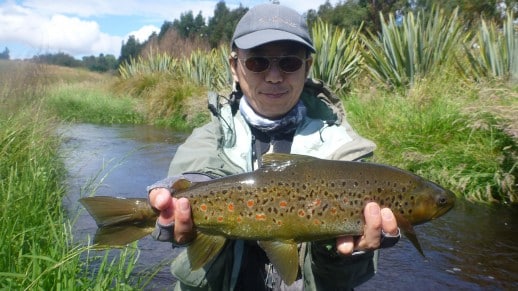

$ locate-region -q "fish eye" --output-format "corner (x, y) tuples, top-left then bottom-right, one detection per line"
(437, 196), (448, 205)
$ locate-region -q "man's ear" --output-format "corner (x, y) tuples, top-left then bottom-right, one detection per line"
(229, 52), (239, 83)
(305, 56), (313, 78)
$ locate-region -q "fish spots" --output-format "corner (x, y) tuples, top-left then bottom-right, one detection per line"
(279, 200), (288, 208)
(247, 199), (255, 208)
(200, 204), (208, 212)
(217, 216), (224, 222)
(227, 203), (234, 212)
(313, 219), (321, 225)
(236, 216), (243, 223)
(255, 213), (267, 221)
(298, 209), (306, 217)
(330, 207), (338, 215)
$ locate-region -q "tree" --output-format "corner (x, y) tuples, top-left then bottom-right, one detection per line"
(207, 1), (247, 48)
(118, 35), (142, 65)
(82, 54), (118, 72)
(0, 47), (9, 60)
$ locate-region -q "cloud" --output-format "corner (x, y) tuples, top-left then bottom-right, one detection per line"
(0, 1), (122, 57)
(128, 25), (160, 43)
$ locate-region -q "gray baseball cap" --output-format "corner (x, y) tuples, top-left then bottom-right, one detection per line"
(231, 3), (315, 53)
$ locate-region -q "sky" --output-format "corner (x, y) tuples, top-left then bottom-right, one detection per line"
(0, 0), (340, 60)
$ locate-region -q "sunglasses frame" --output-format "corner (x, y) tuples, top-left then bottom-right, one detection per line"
(236, 55), (309, 74)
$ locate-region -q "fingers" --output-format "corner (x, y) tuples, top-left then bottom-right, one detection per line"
(173, 197), (195, 244)
(336, 236), (354, 255)
(149, 188), (174, 225)
(336, 202), (399, 255)
(380, 207), (398, 236)
(149, 189), (195, 244)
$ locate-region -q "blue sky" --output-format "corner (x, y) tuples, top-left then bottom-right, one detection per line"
(0, 0), (339, 60)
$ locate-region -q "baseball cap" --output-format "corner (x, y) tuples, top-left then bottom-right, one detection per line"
(231, 3), (315, 53)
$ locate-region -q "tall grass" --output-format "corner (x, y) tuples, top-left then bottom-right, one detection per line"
(45, 82), (144, 124)
(0, 62), (150, 289)
(346, 68), (517, 203)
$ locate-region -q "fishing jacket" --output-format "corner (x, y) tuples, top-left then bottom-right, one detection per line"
(167, 78), (378, 290)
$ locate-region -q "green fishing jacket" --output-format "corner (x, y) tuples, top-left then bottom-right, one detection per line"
(167, 79), (378, 290)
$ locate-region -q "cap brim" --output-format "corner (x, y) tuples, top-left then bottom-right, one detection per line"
(234, 29), (315, 53)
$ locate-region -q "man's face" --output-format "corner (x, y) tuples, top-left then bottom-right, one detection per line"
(230, 41), (312, 119)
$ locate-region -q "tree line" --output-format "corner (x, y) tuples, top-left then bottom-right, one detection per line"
(3, 0), (514, 72)
(120, 0), (516, 66)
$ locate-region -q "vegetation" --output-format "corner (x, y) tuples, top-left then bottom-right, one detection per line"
(1, 2), (517, 290)
(0, 61), (151, 289)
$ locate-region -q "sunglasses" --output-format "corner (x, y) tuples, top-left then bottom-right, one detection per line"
(238, 55), (308, 73)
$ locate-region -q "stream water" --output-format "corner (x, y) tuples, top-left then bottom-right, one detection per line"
(60, 123), (518, 290)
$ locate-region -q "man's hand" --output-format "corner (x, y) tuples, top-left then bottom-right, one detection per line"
(336, 202), (399, 255)
(148, 188), (195, 244)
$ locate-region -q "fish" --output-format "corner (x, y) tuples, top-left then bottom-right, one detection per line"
(80, 153), (455, 285)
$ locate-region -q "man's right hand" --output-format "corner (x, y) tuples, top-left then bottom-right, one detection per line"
(148, 188), (195, 245)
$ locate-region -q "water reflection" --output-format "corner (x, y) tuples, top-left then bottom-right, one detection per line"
(60, 123), (518, 290)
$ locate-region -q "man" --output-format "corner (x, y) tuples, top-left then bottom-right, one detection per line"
(148, 3), (400, 290)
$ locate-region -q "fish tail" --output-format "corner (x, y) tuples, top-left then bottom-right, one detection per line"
(80, 196), (157, 246)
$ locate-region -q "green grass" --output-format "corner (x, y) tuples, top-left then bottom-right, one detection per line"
(345, 75), (517, 203)
(0, 61), (153, 289)
(45, 82), (144, 124)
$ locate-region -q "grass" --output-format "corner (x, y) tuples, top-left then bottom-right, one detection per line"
(0, 62), (152, 289)
(346, 71), (517, 203)
(46, 82), (144, 124)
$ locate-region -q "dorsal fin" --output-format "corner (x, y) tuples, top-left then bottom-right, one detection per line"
(261, 153), (317, 171)
(172, 178), (192, 192)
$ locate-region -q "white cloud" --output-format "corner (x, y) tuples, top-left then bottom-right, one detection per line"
(128, 25), (160, 43)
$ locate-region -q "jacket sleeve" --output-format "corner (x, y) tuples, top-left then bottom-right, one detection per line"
(168, 119), (243, 178)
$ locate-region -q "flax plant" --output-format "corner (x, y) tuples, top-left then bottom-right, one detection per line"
(464, 10), (518, 80)
(310, 20), (363, 95)
(362, 6), (464, 88)
(119, 49), (179, 79)
(183, 47), (231, 91)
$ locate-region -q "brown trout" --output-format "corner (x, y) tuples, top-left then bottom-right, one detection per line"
(80, 153), (455, 285)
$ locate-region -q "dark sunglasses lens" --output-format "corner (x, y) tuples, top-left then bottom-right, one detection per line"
(279, 57), (303, 72)
(245, 57), (270, 72)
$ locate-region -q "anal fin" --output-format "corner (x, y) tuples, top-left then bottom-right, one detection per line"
(258, 240), (299, 285)
(187, 232), (227, 270)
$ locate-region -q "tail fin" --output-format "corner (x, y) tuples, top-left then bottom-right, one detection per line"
(80, 196), (158, 246)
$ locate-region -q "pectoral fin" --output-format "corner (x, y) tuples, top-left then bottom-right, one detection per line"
(187, 232), (227, 270)
(394, 213), (425, 257)
(258, 240), (299, 285)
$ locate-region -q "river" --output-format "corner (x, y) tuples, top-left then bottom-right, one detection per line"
(60, 123), (518, 290)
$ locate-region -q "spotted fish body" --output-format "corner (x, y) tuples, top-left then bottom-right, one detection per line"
(80, 153), (455, 285)
(182, 154), (451, 243)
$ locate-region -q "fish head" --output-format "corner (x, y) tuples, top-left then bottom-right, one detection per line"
(407, 180), (456, 225)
